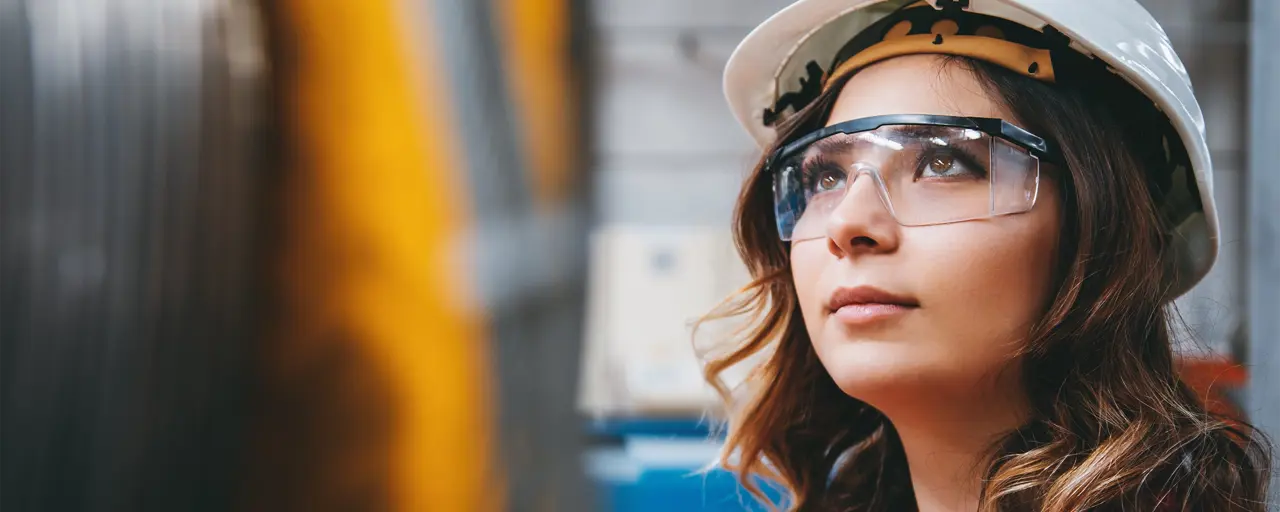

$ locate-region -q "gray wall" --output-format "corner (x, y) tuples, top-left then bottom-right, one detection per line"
(590, 0), (790, 228)
(1249, 0), (1280, 506)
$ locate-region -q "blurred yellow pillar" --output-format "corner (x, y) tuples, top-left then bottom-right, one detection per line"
(498, 0), (579, 207)
(254, 0), (496, 510)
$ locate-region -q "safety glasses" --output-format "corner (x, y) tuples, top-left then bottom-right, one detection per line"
(767, 114), (1061, 242)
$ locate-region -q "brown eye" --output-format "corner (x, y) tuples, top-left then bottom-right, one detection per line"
(916, 150), (986, 181)
(817, 170), (843, 191)
(918, 153), (972, 179)
(930, 154), (954, 173)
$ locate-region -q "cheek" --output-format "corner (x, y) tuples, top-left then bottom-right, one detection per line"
(908, 192), (1062, 367)
(790, 241), (835, 336)
(915, 223), (1058, 343)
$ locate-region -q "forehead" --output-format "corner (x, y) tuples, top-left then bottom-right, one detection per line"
(825, 54), (1010, 127)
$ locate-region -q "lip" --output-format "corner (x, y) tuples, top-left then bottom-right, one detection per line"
(826, 286), (919, 325)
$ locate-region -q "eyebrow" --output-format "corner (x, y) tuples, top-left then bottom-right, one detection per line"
(810, 130), (910, 155)
(811, 135), (854, 154)
(810, 124), (981, 151)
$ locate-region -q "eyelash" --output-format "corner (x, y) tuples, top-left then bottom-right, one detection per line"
(800, 155), (846, 183)
(915, 147), (988, 179)
(800, 147), (987, 181)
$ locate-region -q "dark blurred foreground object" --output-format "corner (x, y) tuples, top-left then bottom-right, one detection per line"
(1, 0), (592, 509)
(1, 0), (269, 510)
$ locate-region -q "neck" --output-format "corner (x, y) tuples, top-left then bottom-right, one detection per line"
(882, 388), (1028, 512)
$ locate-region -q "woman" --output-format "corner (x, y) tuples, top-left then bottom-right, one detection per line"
(700, 0), (1272, 510)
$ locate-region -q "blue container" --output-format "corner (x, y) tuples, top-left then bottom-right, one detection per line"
(585, 419), (784, 512)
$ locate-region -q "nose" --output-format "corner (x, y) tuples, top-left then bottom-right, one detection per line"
(825, 167), (901, 257)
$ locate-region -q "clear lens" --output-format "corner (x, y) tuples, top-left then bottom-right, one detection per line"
(773, 124), (1040, 242)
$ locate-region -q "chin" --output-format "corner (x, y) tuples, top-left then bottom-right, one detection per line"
(816, 339), (941, 405)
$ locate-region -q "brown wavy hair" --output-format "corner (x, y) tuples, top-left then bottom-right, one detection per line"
(699, 56), (1272, 511)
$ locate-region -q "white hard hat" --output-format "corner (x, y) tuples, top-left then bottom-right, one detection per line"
(724, 0), (1216, 298)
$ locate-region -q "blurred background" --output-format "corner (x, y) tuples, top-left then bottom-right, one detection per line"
(2, 0), (1277, 511)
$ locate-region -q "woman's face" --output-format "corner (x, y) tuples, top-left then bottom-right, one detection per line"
(790, 55), (1062, 413)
